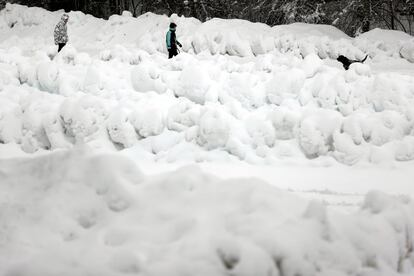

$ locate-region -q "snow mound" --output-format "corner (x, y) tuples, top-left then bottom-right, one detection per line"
(1, 4), (413, 62)
(273, 22), (350, 40)
(175, 63), (212, 104)
(400, 39), (414, 63)
(0, 148), (413, 275)
(357, 28), (412, 47)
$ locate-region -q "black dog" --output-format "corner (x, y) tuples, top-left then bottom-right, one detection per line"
(337, 55), (368, 70)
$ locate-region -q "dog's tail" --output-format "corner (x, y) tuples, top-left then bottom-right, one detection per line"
(359, 55), (368, 63)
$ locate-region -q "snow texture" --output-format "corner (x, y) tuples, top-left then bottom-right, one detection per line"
(0, 148), (413, 276)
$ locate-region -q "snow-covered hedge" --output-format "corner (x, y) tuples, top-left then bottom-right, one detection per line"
(1, 4), (414, 62)
(1, 47), (414, 164)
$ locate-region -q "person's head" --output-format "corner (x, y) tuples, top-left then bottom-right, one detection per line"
(61, 14), (69, 23)
(169, 22), (177, 31)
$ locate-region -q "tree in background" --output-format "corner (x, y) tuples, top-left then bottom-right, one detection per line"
(330, 0), (414, 35)
(2, 0), (414, 36)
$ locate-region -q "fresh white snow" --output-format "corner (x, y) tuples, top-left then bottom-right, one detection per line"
(1, 148), (414, 276)
(0, 3), (414, 276)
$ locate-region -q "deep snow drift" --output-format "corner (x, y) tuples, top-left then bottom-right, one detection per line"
(0, 148), (413, 276)
(0, 4), (414, 165)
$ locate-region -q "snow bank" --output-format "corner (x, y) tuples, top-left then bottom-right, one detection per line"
(357, 28), (412, 50)
(1, 4), (413, 62)
(400, 40), (414, 63)
(0, 148), (413, 275)
(273, 22), (350, 40)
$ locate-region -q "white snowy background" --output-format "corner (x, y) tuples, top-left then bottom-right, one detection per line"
(0, 3), (414, 276)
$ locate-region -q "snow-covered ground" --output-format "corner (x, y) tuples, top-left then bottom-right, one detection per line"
(0, 4), (414, 275)
(1, 148), (414, 276)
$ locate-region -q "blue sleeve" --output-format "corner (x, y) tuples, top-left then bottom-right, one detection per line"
(166, 31), (171, 49)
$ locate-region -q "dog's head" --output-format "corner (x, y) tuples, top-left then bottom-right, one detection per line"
(337, 55), (348, 63)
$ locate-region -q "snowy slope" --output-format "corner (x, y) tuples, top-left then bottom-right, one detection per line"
(0, 148), (413, 276)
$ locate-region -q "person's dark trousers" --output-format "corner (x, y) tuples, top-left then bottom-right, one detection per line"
(168, 48), (178, 59)
(58, 43), (66, 53)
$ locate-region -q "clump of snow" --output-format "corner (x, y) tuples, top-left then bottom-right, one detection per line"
(298, 110), (342, 158)
(121, 10), (133, 17)
(395, 136), (414, 161)
(269, 107), (300, 140)
(36, 62), (60, 93)
(107, 110), (137, 148)
(196, 106), (230, 150)
(166, 97), (200, 132)
(273, 22), (350, 40)
(266, 68), (306, 105)
(0, 99), (22, 143)
(59, 96), (109, 144)
(131, 61), (166, 93)
(130, 105), (165, 138)
(83, 63), (103, 93)
(357, 28), (412, 51)
(246, 115), (276, 148)
(174, 62), (212, 104)
(400, 39), (414, 63)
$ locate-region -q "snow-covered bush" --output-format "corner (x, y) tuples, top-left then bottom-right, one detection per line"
(174, 63), (212, 104)
(332, 130), (365, 165)
(166, 97), (200, 132)
(131, 61), (166, 94)
(266, 68), (306, 105)
(107, 110), (137, 148)
(300, 53), (323, 78)
(224, 72), (266, 109)
(196, 106), (230, 150)
(0, 99), (22, 143)
(20, 100), (51, 152)
(2, 3), (51, 28)
(17, 61), (37, 86)
(42, 110), (72, 149)
(108, 45), (133, 63)
(269, 107), (300, 140)
(245, 115), (276, 148)
(395, 136), (414, 161)
(83, 64), (103, 94)
(361, 111), (410, 147)
(130, 106), (165, 138)
(58, 45), (78, 65)
(400, 39), (414, 63)
(298, 110), (342, 158)
(36, 62), (59, 93)
(74, 52), (92, 66)
(59, 96), (109, 143)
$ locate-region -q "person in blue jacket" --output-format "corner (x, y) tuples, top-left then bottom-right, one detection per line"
(166, 22), (182, 59)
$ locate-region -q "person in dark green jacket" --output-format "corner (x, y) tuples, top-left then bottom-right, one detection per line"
(166, 22), (182, 59)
